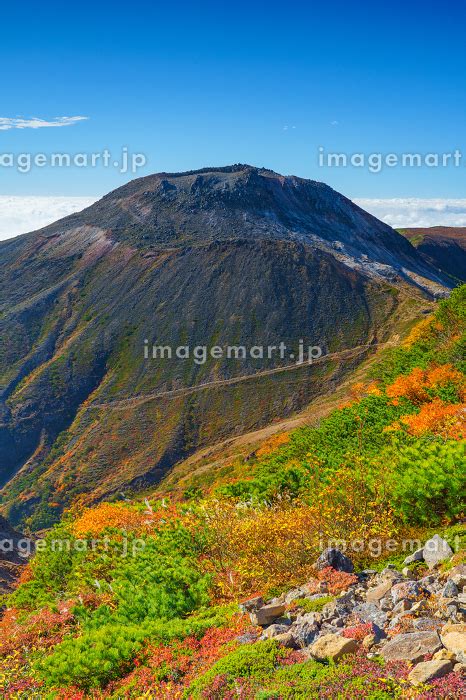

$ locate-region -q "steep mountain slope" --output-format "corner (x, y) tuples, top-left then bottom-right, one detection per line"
(0, 165), (451, 528)
(0, 515), (27, 593)
(399, 226), (466, 282)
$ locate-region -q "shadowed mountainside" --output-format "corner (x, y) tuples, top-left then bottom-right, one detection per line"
(399, 226), (466, 282)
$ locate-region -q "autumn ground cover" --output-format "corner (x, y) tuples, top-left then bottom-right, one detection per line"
(0, 286), (464, 698)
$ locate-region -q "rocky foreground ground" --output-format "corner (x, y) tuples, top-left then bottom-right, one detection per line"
(240, 534), (466, 691)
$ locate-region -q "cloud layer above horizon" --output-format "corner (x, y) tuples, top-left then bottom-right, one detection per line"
(354, 198), (466, 229)
(0, 196), (98, 239)
(1, 196), (466, 242)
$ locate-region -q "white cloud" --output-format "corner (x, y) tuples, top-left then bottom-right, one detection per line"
(0, 196), (98, 240)
(0, 194), (464, 243)
(353, 197), (466, 228)
(0, 116), (88, 131)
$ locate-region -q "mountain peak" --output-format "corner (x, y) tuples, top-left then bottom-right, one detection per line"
(37, 166), (448, 292)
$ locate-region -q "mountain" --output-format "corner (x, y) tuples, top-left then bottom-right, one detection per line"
(398, 227), (466, 282)
(0, 165), (452, 528)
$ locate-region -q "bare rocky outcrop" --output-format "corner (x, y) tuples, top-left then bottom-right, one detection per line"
(408, 659), (454, 685)
(0, 515), (28, 593)
(240, 535), (465, 690)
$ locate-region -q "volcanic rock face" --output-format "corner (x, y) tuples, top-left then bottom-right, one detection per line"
(0, 515), (28, 592)
(40, 165), (450, 285)
(0, 166), (451, 527)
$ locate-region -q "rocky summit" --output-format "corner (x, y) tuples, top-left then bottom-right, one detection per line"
(0, 166), (453, 527)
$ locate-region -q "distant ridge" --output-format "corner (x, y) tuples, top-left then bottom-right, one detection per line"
(399, 226), (466, 282)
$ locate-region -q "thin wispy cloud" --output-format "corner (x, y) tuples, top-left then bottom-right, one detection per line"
(0, 116), (89, 131)
(354, 197), (466, 228)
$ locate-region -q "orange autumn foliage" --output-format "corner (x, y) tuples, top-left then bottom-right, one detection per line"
(255, 432), (290, 457)
(340, 381), (382, 408)
(425, 364), (465, 394)
(305, 567), (358, 596)
(351, 382), (381, 401)
(366, 382), (382, 396)
(386, 363), (465, 405)
(386, 367), (430, 404)
(400, 399), (465, 439)
(72, 503), (151, 537)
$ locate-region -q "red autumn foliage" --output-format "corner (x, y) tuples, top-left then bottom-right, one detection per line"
(306, 567), (358, 595)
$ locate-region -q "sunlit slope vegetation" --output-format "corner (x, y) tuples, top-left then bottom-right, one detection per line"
(0, 286), (463, 697)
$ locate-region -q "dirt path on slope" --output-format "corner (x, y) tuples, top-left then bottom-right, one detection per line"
(155, 336), (398, 494)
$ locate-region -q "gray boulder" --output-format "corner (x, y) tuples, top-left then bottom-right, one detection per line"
(240, 596), (264, 612)
(289, 614), (320, 648)
(381, 631), (442, 662)
(391, 580), (421, 605)
(309, 633), (358, 661)
(412, 617), (444, 632)
(352, 602), (387, 629)
(403, 547), (424, 566)
(388, 612), (413, 630)
(443, 579), (459, 598)
(284, 588), (306, 605)
(315, 548), (354, 573)
(366, 579), (393, 603)
(423, 534), (453, 570)
(408, 660), (453, 685)
(392, 599), (412, 614)
(449, 564), (466, 589)
(261, 623), (291, 640)
(249, 602), (286, 626)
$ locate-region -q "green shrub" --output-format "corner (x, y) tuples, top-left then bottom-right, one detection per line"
(9, 521), (82, 610)
(387, 439), (465, 524)
(109, 536), (211, 624)
(35, 623), (147, 689)
(218, 395), (411, 503)
(188, 640), (290, 697)
(292, 595), (334, 613)
(35, 604), (237, 690)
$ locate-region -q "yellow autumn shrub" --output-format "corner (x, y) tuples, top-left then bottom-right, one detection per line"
(197, 462), (399, 601)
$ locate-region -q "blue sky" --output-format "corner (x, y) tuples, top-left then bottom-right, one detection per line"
(1, 0), (466, 235)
